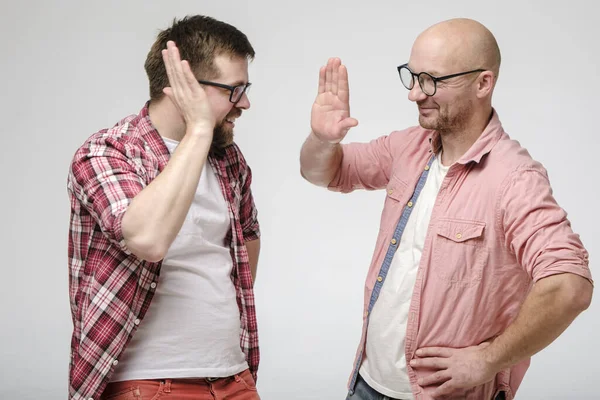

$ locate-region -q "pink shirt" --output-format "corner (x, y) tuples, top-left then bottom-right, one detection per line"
(328, 110), (592, 400)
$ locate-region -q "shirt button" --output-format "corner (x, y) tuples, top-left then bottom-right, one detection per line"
(112, 360), (119, 366)
(388, 189), (393, 195)
(377, 276), (383, 282)
(456, 233), (462, 239)
(407, 201), (413, 207)
(391, 238), (397, 245)
(150, 282), (157, 289)
(134, 319), (141, 325)
(424, 165), (430, 171)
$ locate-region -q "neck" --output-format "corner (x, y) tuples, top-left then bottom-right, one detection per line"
(148, 97), (186, 142)
(439, 107), (492, 166)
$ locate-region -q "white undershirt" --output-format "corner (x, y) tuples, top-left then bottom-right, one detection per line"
(111, 136), (247, 382)
(360, 155), (449, 399)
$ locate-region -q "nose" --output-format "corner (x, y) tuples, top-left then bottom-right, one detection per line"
(408, 82), (427, 102)
(235, 92), (251, 110)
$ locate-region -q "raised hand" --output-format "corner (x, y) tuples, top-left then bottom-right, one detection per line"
(161, 41), (216, 136)
(310, 58), (359, 143)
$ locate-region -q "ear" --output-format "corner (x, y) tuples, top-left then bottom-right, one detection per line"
(476, 71), (495, 99)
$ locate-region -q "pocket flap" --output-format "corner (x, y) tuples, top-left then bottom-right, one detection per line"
(385, 175), (407, 201)
(437, 219), (485, 243)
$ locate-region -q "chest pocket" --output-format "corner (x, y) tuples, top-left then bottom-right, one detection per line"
(379, 174), (409, 233)
(432, 218), (489, 287)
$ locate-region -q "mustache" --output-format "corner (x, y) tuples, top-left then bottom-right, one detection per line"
(226, 110), (242, 120)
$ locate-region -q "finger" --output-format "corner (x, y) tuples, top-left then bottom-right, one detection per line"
(163, 42), (185, 95)
(317, 66), (326, 95)
(337, 65), (351, 107)
(410, 357), (449, 370)
(162, 48), (176, 92)
(418, 370), (451, 387)
(325, 58), (333, 93)
(431, 380), (458, 398)
(416, 347), (454, 358)
(167, 41), (187, 93)
(181, 60), (202, 90)
(331, 58), (340, 95)
(162, 87), (174, 98)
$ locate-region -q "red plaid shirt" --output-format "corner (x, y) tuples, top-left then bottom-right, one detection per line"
(66, 103), (260, 400)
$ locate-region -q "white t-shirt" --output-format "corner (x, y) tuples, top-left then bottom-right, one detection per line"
(359, 154), (449, 399)
(111, 137), (247, 382)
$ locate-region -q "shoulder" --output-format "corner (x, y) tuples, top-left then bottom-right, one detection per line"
(70, 113), (154, 167)
(488, 133), (547, 180)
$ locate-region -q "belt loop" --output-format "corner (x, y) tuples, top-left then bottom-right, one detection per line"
(163, 379), (172, 393)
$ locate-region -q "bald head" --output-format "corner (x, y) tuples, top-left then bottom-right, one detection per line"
(412, 18), (501, 78)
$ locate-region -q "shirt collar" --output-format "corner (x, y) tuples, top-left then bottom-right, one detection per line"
(429, 109), (505, 164)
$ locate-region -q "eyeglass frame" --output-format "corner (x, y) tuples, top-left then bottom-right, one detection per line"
(197, 80), (252, 103)
(397, 64), (486, 96)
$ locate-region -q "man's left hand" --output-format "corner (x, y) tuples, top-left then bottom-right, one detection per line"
(410, 342), (499, 399)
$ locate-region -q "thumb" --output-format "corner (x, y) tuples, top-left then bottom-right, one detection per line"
(340, 117), (359, 131)
(163, 87), (174, 99)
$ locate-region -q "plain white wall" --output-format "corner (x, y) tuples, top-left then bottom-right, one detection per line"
(1, 0), (598, 399)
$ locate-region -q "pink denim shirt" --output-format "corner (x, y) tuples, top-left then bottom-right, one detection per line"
(328, 110), (592, 400)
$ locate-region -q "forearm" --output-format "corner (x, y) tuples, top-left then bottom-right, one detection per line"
(484, 273), (593, 371)
(299, 131), (343, 187)
(246, 239), (260, 284)
(122, 130), (212, 261)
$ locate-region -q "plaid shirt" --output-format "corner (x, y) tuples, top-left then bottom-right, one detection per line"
(66, 103), (260, 400)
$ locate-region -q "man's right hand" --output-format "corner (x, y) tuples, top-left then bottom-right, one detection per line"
(310, 58), (359, 143)
(162, 40), (216, 137)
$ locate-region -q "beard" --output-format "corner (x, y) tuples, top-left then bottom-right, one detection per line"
(418, 98), (473, 135)
(209, 110), (240, 157)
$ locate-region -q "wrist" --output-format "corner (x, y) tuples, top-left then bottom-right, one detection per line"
(310, 130), (341, 146)
(481, 342), (508, 373)
(180, 127), (213, 150)
(186, 122), (214, 138)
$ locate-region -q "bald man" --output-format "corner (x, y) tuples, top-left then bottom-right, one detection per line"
(300, 18), (593, 400)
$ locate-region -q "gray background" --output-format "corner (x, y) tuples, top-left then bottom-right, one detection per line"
(1, 0), (597, 399)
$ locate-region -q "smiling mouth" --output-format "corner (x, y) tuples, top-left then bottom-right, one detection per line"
(225, 113), (241, 124)
(225, 116), (240, 126)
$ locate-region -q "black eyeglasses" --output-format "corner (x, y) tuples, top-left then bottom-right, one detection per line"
(197, 80), (251, 103)
(397, 64), (486, 96)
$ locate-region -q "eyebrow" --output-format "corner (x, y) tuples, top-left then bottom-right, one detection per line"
(420, 68), (442, 76)
(407, 64), (441, 76)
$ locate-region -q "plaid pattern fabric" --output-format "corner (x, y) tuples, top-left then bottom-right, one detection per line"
(66, 103), (260, 400)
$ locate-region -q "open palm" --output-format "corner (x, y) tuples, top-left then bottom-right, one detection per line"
(162, 40), (216, 135)
(311, 58), (358, 143)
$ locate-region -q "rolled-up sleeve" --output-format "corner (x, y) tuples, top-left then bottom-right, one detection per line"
(499, 167), (592, 284)
(239, 163), (260, 242)
(67, 137), (146, 254)
(328, 134), (395, 193)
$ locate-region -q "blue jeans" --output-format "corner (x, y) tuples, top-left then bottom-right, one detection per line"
(345, 374), (506, 400)
(345, 375), (406, 400)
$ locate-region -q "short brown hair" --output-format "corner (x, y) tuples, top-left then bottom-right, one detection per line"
(144, 15), (255, 100)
